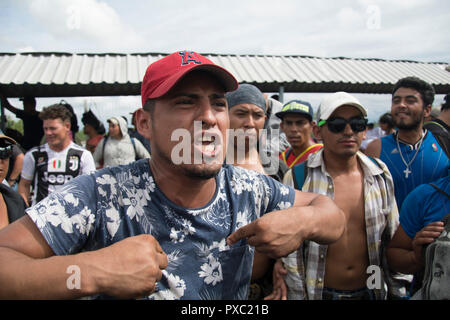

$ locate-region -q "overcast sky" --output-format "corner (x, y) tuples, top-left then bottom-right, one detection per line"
(1, 0), (449, 124)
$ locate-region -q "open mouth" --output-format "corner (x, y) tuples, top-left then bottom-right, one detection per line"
(200, 134), (216, 154)
(193, 131), (223, 158)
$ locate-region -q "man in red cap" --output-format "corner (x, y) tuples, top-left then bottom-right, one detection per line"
(0, 51), (344, 300)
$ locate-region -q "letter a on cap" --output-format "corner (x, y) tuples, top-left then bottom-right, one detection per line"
(179, 51), (202, 66)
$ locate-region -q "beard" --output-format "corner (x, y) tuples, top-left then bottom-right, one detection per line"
(154, 140), (222, 180)
(182, 163), (222, 180)
(393, 110), (424, 130)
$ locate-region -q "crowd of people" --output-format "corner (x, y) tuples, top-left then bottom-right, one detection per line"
(0, 51), (448, 300)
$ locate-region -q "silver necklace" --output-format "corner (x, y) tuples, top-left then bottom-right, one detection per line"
(396, 131), (424, 179)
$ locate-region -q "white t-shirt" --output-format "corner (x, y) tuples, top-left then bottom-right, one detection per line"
(21, 142), (96, 205)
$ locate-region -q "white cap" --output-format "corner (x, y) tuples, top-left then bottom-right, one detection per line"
(317, 92), (367, 121)
(107, 117), (119, 125)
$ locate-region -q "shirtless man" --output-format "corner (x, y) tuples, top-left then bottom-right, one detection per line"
(269, 92), (400, 300)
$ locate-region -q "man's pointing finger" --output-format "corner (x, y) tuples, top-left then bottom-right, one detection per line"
(226, 223), (255, 246)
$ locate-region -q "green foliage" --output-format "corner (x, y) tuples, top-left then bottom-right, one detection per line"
(75, 130), (86, 143)
(6, 116), (23, 134)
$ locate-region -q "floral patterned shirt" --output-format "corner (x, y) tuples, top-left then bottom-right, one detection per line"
(26, 160), (295, 300)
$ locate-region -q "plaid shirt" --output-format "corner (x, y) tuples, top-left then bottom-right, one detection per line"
(282, 149), (401, 300)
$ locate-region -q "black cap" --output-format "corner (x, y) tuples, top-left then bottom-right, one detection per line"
(275, 100), (314, 121)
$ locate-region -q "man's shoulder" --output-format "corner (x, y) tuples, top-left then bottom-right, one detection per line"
(221, 165), (274, 192)
(222, 165), (291, 199)
(425, 175), (450, 193)
(408, 180), (444, 200)
(370, 134), (396, 158)
(96, 159), (148, 176)
(222, 164), (265, 179)
(26, 145), (40, 154)
(380, 133), (395, 143)
(25, 144), (46, 156)
(67, 142), (90, 153)
(358, 152), (393, 182)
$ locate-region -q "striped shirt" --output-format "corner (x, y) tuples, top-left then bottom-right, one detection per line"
(282, 149), (400, 300)
(279, 144), (323, 168)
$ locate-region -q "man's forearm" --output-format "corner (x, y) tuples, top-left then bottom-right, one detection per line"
(386, 247), (422, 275)
(0, 247), (98, 299)
(300, 194), (345, 245)
(18, 181), (31, 207)
(226, 193), (345, 259)
(1, 98), (17, 114)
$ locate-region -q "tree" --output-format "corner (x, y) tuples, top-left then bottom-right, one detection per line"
(5, 116), (24, 135)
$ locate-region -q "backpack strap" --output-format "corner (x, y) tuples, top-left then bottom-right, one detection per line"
(130, 136), (138, 160)
(100, 135), (109, 168)
(429, 183), (450, 199)
(33, 144), (41, 185)
(424, 122), (450, 158)
(292, 162), (308, 190)
(425, 120), (445, 131)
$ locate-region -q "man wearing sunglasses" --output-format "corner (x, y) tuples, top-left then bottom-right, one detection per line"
(0, 135), (27, 230)
(269, 92), (401, 300)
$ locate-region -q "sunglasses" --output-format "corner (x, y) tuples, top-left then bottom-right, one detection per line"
(0, 146), (13, 160)
(318, 117), (368, 133)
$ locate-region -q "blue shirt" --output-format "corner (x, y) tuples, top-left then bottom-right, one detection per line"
(400, 175), (450, 239)
(26, 160), (295, 300)
(380, 131), (449, 211)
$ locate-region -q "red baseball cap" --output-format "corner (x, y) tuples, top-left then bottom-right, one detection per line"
(141, 51), (238, 107)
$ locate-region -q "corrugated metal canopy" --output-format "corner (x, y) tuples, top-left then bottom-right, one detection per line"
(0, 52), (449, 97)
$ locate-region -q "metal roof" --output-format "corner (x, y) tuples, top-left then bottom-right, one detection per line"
(0, 52), (449, 97)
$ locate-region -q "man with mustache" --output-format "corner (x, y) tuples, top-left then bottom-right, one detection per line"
(0, 51), (345, 300)
(225, 83), (285, 300)
(269, 92), (401, 300)
(226, 83), (268, 175)
(365, 77), (449, 211)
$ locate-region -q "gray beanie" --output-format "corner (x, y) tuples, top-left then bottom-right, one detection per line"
(226, 84), (266, 112)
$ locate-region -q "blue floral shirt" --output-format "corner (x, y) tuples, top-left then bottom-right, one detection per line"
(26, 160), (295, 300)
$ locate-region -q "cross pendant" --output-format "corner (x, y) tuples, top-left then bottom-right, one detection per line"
(404, 167), (411, 179)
